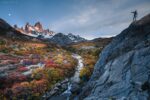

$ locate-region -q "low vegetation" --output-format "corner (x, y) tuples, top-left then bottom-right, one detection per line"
(66, 38), (112, 83)
(0, 38), (77, 99)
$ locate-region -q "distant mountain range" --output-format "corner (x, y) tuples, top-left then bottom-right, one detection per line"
(14, 22), (55, 38)
(49, 33), (86, 46)
(0, 18), (38, 41)
(0, 18), (87, 46)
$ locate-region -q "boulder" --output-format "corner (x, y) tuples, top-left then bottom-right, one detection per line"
(70, 83), (80, 94)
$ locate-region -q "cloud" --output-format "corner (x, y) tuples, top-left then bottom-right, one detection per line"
(52, 0), (150, 39)
(52, 6), (98, 31)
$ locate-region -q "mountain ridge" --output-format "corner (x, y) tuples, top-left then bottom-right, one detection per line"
(0, 18), (39, 41)
(14, 22), (55, 38)
(49, 33), (86, 46)
(0, 18), (87, 46)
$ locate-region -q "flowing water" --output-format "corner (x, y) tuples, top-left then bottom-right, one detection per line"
(62, 54), (84, 99)
(71, 54), (84, 83)
(45, 54), (84, 100)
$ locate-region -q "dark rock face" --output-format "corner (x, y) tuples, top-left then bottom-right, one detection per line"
(79, 14), (150, 100)
(34, 22), (43, 32)
(50, 33), (73, 46)
(25, 22), (30, 32)
(68, 33), (85, 42)
(0, 18), (12, 30)
(42, 79), (69, 100)
(50, 33), (86, 46)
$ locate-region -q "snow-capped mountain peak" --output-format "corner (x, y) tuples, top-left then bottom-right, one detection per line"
(14, 22), (55, 39)
(67, 33), (85, 42)
(49, 33), (86, 46)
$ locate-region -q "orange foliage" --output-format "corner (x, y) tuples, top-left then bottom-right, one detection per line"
(30, 79), (48, 94)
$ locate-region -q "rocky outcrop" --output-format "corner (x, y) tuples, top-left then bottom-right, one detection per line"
(34, 22), (43, 32)
(50, 33), (86, 46)
(42, 79), (69, 99)
(79, 14), (150, 100)
(68, 33), (85, 42)
(50, 33), (73, 46)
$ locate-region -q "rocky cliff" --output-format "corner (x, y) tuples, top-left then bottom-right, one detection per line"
(79, 14), (150, 100)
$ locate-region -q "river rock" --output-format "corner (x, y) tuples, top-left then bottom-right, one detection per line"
(78, 14), (150, 100)
(61, 83), (68, 90)
(54, 87), (59, 91)
(54, 83), (61, 87)
(71, 83), (81, 94)
(61, 78), (69, 84)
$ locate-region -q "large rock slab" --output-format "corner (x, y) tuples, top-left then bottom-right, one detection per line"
(78, 14), (150, 100)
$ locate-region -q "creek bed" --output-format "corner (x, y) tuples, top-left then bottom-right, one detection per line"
(42, 54), (84, 100)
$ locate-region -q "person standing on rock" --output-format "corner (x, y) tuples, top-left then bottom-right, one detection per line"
(131, 10), (138, 21)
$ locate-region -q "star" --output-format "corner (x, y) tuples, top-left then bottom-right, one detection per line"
(8, 13), (12, 16)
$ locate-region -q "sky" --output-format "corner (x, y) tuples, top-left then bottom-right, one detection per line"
(0, 0), (150, 40)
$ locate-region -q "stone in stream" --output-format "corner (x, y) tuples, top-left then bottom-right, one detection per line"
(62, 83), (68, 90)
(61, 78), (69, 84)
(54, 87), (59, 91)
(70, 83), (81, 94)
(54, 83), (61, 87)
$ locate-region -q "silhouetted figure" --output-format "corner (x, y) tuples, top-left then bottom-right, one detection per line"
(131, 10), (138, 21)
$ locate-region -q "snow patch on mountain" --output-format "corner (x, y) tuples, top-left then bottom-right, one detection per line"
(49, 33), (86, 46)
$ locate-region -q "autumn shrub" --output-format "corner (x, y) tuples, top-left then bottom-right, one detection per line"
(3, 88), (13, 99)
(45, 59), (58, 68)
(79, 67), (91, 81)
(18, 75), (27, 82)
(45, 68), (62, 83)
(0, 40), (6, 45)
(0, 48), (9, 53)
(10, 82), (32, 99)
(6, 73), (27, 85)
(30, 79), (48, 95)
(0, 90), (5, 100)
(32, 68), (43, 80)
(32, 73), (43, 80)
(18, 66), (28, 72)
(0, 42), (79, 98)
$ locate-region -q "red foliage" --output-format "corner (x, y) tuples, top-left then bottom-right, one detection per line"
(46, 59), (54, 64)
(17, 75), (27, 81)
(31, 79), (48, 94)
(7, 72), (19, 81)
(45, 60), (58, 68)
(7, 72), (27, 83)
(32, 59), (40, 64)
(18, 66), (28, 72)
(63, 63), (73, 69)
(11, 83), (24, 96)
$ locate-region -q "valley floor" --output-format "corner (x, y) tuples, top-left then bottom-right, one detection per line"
(0, 35), (111, 99)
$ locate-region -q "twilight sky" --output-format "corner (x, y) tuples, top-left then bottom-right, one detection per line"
(0, 0), (150, 39)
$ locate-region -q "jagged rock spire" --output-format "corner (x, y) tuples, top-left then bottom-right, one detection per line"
(34, 22), (43, 32)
